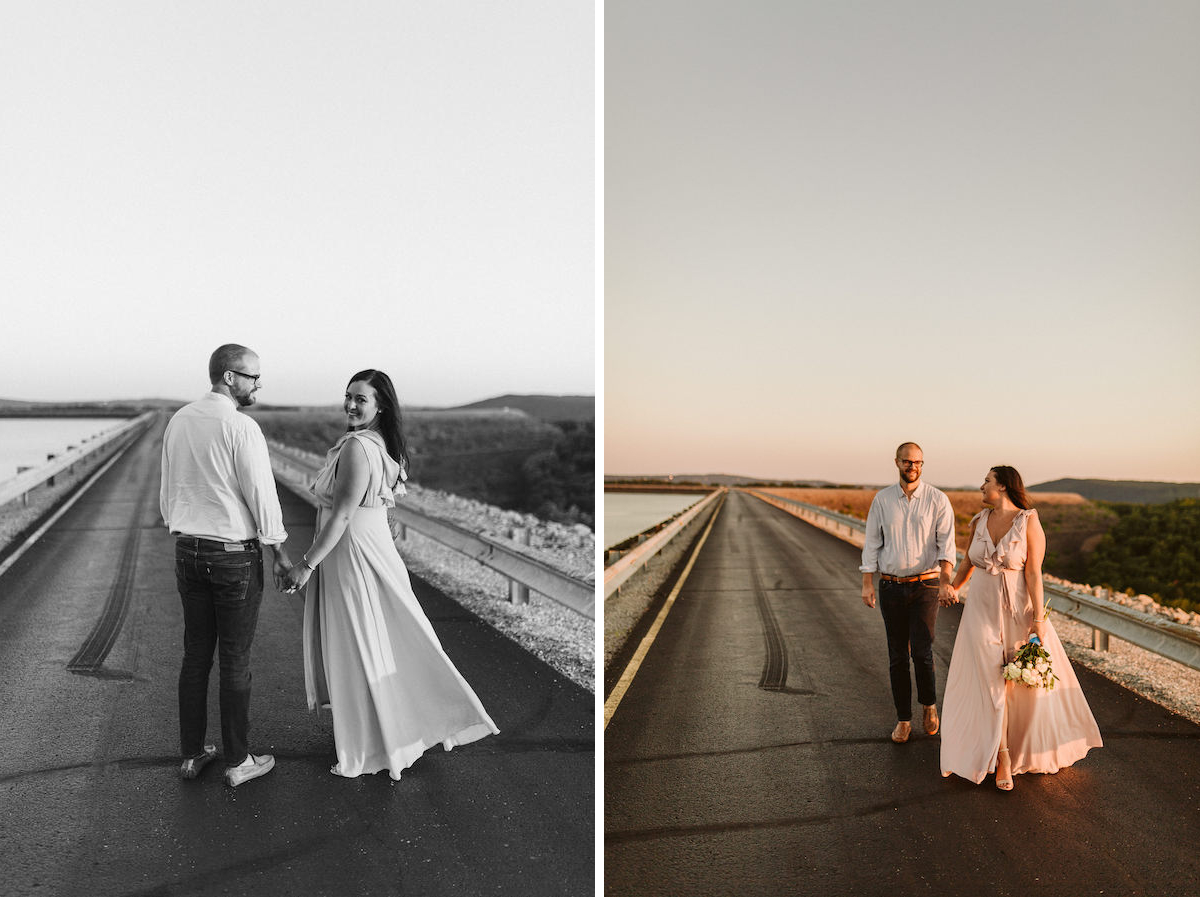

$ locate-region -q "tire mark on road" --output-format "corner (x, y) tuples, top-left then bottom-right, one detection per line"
(67, 427), (158, 678)
(751, 554), (789, 691)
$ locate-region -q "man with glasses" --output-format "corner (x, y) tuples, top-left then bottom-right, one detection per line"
(160, 343), (293, 787)
(859, 442), (956, 744)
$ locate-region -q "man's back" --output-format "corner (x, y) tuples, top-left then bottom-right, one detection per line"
(160, 392), (284, 545)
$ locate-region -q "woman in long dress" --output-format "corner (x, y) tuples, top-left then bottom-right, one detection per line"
(940, 465), (1101, 790)
(283, 369), (498, 779)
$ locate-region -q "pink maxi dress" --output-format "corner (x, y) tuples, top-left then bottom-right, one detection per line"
(940, 508), (1101, 783)
(302, 430), (498, 779)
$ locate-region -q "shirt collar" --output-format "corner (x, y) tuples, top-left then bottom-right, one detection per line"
(203, 390), (238, 409)
(894, 479), (927, 499)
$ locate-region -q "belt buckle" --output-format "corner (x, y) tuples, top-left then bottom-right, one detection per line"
(223, 542), (245, 552)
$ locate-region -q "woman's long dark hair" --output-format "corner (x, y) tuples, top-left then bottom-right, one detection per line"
(991, 465), (1032, 509)
(347, 369), (409, 482)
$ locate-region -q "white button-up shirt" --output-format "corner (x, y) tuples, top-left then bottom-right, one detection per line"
(159, 392), (288, 545)
(859, 481), (956, 576)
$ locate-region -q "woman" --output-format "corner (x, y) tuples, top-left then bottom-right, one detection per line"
(940, 465), (1101, 790)
(283, 369), (498, 779)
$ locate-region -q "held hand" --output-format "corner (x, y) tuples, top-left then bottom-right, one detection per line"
(283, 563), (312, 595)
(861, 584), (876, 609)
(272, 555), (291, 592)
(938, 583), (958, 607)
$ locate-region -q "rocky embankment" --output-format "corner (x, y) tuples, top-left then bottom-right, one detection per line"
(1042, 573), (1200, 631)
(384, 481), (594, 693)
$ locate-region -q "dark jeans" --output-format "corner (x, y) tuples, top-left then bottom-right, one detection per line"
(175, 537), (264, 766)
(878, 579), (939, 721)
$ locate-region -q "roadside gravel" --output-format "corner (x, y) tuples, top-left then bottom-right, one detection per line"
(1051, 611), (1200, 727)
(386, 481), (595, 694)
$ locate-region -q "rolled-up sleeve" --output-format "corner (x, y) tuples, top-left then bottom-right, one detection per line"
(859, 495), (883, 573)
(159, 432), (172, 530)
(934, 493), (957, 566)
(232, 424), (288, 546)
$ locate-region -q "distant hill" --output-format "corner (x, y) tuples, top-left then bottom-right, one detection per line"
(452, 394), (594, 422)
(1031, 478), (1200, 504)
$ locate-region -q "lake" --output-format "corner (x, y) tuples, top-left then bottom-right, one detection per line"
(0, 418), (126, 481)
(604, 491), (708, 549)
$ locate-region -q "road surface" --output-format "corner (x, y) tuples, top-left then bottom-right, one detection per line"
(0, 414), (593, 897)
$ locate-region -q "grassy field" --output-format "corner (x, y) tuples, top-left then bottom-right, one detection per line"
(757, 487), (1117, 582)
(251, 407), (594, 528)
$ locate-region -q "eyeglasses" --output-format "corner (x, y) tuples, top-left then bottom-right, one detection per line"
(227, 369), (261, 385)
(898, 460), (924, 468)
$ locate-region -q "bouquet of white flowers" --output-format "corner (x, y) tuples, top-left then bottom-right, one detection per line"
(1003, 634), (1057, 690)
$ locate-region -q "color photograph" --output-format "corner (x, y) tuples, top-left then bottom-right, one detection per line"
(603, 3), (1200, 895)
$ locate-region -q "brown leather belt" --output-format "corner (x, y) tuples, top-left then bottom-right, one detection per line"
(880, 571), (940, 583)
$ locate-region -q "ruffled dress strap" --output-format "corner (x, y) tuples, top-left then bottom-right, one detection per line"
(978, 508), (1033, 617)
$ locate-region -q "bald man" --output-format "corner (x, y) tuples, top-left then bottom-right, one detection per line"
(161, 343), (293, 787)
(859, 442), (957, 744)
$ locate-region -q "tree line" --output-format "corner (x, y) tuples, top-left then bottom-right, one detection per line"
(1087, 499), (1200, 612)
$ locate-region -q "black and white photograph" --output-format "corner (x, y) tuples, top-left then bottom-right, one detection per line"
(0, 3), (595, 895)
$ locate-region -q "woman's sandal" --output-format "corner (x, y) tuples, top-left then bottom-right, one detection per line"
(996, 748), (1014, 791)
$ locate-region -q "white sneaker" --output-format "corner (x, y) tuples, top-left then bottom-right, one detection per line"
(223, 753), (275, 788)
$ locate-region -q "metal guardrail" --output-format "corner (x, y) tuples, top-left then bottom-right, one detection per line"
(0, 413), (155, 508)
(267, 441), (594, 620)
(745, 487), (1200, 674)
(603, 489), (725, 599)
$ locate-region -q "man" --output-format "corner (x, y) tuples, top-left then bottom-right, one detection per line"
(859, 442), (956, 744)
(160, 344), (292, 787)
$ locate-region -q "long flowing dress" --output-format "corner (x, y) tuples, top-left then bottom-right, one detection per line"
(302, 430), (499, 779)
(940, 508), (1101, 783)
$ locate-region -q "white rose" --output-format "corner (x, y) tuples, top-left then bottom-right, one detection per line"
(1036, 660), (1049, 673)
(1021, 669), (1037, 686)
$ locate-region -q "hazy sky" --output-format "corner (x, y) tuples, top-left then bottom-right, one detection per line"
(1, 2), (594, 407)
(605, 1), (1200, 487)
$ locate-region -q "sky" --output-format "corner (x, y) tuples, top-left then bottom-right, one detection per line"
(604, 0), (1200, 487)
(1, 2), (594, 408)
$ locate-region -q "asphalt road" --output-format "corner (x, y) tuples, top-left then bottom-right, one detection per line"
(604, 489), (1200, 896)
(0, 414), (593, 897)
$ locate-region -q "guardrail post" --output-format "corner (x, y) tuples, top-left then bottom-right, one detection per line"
(1089, 589), (1112, 652)
(509, 527), (530, 605)
(46, 454), (56, 486)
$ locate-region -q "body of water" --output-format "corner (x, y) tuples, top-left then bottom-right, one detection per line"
(0, 418), (124, 481)
(604, 491), (707, 548)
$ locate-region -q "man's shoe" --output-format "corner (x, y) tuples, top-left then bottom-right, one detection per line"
(224, 753), (275, 788)
(890, 721), (911, 744)
(923, 704), (940, 736)
(180, 745), (218, 780)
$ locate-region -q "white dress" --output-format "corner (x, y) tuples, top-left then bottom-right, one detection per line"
(302, 430), (498, 779)
(940, 508), (1101, 783)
